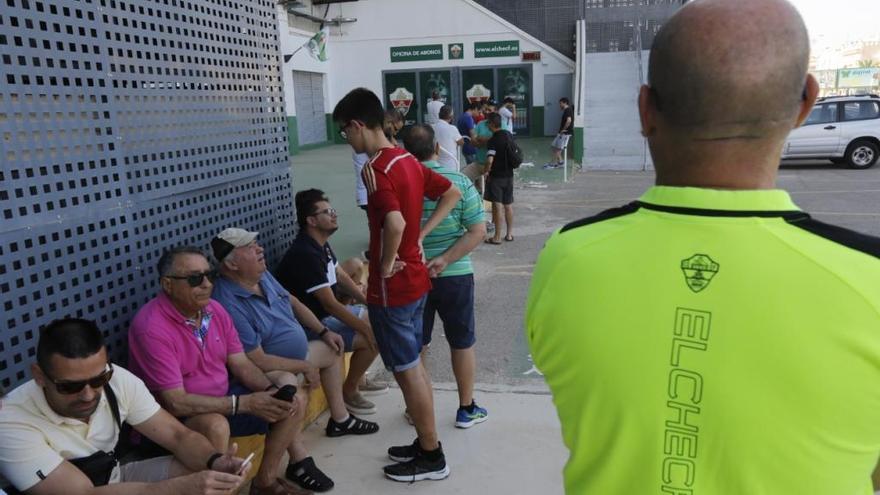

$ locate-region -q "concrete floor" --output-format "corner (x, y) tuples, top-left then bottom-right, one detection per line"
(288, 147), (880, 391)
(286, 145), (880, 494)
(287, 137), (569, 261)
(301, 385), (566, 494)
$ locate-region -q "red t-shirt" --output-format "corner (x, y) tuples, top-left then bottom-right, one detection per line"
(362, 147), (452, 306)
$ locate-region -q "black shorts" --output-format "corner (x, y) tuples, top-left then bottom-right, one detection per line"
(485, 176), (514, 205)
(422, 274), (475, 349)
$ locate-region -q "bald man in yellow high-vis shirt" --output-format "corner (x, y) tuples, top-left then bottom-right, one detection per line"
(526, 1), (880, 494)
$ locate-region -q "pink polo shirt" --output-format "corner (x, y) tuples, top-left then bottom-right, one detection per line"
(127, 292), (244, 397)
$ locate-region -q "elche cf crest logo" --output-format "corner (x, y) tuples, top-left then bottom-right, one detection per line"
(389, 87), (414, 117)
(680, 254), (719, 293)
(466, 84), (491, 104)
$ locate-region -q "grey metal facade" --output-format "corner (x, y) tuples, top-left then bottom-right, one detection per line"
(474, 0), (685, 58)
(0, 0), (293, 390)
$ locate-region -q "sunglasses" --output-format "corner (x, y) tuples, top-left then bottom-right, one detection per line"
(165, 269), (219, 288)
(310, 207), (337, 217)
(48, 364), (114, 395)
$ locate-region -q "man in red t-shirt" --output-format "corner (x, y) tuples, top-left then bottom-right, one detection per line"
(333, 88), (461, 483)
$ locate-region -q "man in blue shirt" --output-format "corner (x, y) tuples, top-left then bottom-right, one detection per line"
(456, 102), (481, 165)
(211, 228), (379, 493)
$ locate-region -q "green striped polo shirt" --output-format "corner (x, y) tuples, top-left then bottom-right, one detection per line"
(474, 120), (493, 164)
(527, 186), (880, 495)
(421, 160), (484, 277)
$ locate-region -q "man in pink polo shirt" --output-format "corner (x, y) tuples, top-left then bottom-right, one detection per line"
(128, 246), (315, 495)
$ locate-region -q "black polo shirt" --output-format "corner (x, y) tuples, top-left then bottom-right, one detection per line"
(274, 232), (338, 321)
(486, 130), (515, 178)
(559, 106), (574, 135)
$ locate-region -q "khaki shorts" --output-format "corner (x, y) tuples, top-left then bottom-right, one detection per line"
(551, 133), (571, 150)
(461, 162), (485, 180)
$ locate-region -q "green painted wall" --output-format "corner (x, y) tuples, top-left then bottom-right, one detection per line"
(287, 114), (338, 156)
(327, 114), (346, 145)
(531, 106), (544, 137)
(287, 116), (299, 155)
(573, 126), (584, 163)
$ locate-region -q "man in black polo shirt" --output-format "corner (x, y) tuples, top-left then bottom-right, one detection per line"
(544, 97), (574, 169)
(275, 189), (381, 416)
(484, 113), (515, 244)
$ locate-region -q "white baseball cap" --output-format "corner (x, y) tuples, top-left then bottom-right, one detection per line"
(211, 228), (258, 262)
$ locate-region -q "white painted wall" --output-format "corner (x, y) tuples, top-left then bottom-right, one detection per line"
(583, 51), (654, 171)
(277, 0), (573, 118)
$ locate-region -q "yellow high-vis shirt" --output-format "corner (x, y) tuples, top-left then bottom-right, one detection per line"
(527, 186), (880, 495)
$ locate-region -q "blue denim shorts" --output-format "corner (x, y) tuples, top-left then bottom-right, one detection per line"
(423, 274), (476, 349)
(306, 304), (364, 352)
(368, 295), (427, 373)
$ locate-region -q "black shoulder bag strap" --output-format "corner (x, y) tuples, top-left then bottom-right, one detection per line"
(104, 384), (132, 459)
(104, 384), (122, 433)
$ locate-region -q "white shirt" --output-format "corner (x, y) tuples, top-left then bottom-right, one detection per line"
(0, 366), (161, 491)
(352, 152), (368, 206)
(426, 100), (444, 125)
(499, 106), (514, 133)
(432, 120), (463, 171)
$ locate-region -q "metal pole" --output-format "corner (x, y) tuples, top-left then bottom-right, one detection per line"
(563, 144), (568, 183)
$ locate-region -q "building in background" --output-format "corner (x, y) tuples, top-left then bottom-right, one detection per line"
(473, 0), (686, 59)
(278, 0), (575, 153)
(810, 39), (880, 96)
(278, 0), (687, 166)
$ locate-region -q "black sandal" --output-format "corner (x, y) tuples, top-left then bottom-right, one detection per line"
(325, 414), (380, 437)
(285, 456), (334, 493)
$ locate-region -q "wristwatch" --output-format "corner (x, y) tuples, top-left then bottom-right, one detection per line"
(207, 452), (223, 470)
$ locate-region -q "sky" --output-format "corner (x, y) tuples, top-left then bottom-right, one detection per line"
(787, 0), (880, 45)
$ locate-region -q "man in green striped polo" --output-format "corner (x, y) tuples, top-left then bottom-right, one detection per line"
(402, 124), (489, 429)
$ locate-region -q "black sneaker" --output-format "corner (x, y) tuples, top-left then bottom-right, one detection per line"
(387, 438), (419, 462)
(383, 441), (449, 482)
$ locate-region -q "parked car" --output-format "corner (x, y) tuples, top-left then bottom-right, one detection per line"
(782, 94), (880, 169)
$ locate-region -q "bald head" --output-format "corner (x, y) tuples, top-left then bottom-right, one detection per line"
(402, 124), (437, 161)
(648, 0), (809, 138)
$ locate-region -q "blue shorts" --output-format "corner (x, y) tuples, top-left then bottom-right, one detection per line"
(423, 274), (476, 349)
(368, 295), (427, 373)
(305, 305), (364, 352)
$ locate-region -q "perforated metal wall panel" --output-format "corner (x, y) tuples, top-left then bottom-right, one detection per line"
(475, 0), (686, 58)
(0, 0), (292, 390)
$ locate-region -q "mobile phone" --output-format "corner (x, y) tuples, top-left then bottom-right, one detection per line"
(238, 452), (255, 476)
(272, 384), (297, 402)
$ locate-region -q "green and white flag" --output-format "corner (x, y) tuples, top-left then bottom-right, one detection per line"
(306, 27), (329, 62)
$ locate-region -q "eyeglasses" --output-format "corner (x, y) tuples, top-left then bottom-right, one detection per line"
(47, 364), (114, 395)
(310, 207), (337, 217)
(165, 269), (219, 288)
(338, 120), (355, 140)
